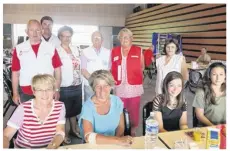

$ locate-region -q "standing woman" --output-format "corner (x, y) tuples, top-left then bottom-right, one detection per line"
(57, 26), (82, 144)
(156, 38), (188, 95)
(110, 28), (145, 136)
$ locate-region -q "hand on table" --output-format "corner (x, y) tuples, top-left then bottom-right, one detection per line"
(117, 136), (133, 146)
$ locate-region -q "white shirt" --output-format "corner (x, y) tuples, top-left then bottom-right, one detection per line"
(156, 54), (183, 94)
(57, 45), (81, 87)
(41, 34), (61, 48)
(81, 46), (110, 86)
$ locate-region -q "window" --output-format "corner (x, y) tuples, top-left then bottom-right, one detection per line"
(13, 24), (98, 48)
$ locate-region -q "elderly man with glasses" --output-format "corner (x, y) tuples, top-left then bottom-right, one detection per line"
(81, 31), (111, 101)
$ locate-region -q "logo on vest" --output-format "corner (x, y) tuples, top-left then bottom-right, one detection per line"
(113, 56), (119, 61)
(19, 51), (23, 56)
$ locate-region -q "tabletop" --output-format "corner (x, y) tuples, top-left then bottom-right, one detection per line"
(158, 125), (224, 149)
(58, 136), (167, 149)
(187, 63), (208, 70)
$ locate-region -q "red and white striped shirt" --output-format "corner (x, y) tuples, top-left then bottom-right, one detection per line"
(7, 99), (65, 148)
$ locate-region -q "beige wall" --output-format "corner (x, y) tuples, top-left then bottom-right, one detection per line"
(3, 4), (134, 26)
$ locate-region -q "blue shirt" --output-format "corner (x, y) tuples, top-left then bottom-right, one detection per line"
(79, 95), (124, 137)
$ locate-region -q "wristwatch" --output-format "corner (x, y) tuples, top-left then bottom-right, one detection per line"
(55, 88), (59, 92)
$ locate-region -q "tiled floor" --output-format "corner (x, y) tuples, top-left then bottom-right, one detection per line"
(3, 74), (195, 145)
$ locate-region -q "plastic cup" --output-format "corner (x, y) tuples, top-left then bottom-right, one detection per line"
(193, 131), (201, 142)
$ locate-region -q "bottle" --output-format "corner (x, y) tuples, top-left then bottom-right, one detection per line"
(145, 111), (159, 149)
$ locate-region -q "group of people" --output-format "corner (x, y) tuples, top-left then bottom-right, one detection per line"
(153, 39), (225, 132)
(3, 16), (143, 148)
(3, 15), (226, 149)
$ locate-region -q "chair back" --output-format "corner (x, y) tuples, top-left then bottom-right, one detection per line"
(142, 101), (153, 135)
(188, 71), (203, 93)
(123, 108), (131, 136)
(189, 71), (202, 85)
(193, 107), (199, 127)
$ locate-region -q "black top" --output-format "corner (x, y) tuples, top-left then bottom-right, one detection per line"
(152, 94), (187, 131)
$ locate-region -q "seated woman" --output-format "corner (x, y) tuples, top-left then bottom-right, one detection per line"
(3, 74), (65, 149)
(78, 70), (133, 145)
(152, 71), (188, 132)
(193, 62), (226, 126)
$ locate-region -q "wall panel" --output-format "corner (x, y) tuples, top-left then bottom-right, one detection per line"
(125, 4), (226, 61)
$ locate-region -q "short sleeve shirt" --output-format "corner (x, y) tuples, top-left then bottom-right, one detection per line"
(192, 89), (226, 126)
(78, 95), (124, 137)
(7, 100), (66, 129)
(153, 94), (187, 131)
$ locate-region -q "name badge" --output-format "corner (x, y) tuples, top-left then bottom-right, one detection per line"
(131, 55), (139, 58)
(113, 56), (119, 61)
(118, 65), (121, 81)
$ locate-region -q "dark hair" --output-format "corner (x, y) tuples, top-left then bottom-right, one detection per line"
(162, 71), (184, 108)
(202, 62), (226, 105)
(162, 38), (180, 55)
(40, 16), (53, 24)
(57, 26), (74, 39)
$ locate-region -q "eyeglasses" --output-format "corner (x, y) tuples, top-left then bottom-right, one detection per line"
(95, 84), (110, 90)
(93, 36), (102, 40)
(60, 35), (72, 39)
(28, 29), (42, 34)
(34, 88), (53, 93)
(119, 36), (131, 40)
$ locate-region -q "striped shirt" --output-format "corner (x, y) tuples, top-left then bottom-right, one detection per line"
(7, 99), (65, 148)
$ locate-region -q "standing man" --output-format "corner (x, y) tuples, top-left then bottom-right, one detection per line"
(81, 31), (110, 101)
(110, 28), (145, 136)
(196, 47), (211, 64)
(11, 19), (62, 105)
(40, 16), (61, 48)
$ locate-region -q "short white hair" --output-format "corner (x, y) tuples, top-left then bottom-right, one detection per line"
(117, 28), (133, 40)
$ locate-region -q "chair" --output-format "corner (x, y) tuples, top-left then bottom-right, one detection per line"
(142, 101), (153, 136)
(123, 108), (131, 136)
(3, 70), (16, 117)
(186, 70), (203, 94)
(193, 107), (199, 127)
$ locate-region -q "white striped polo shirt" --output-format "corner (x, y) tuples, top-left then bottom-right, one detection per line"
(14, 100), (64, 148)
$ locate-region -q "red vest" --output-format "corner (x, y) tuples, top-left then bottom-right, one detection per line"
(111, 45), (143, 85)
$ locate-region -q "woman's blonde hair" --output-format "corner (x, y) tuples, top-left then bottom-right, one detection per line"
(31, 74), (56, 91)
(89, 70), (115, 91)
(117, 28), (133, 40)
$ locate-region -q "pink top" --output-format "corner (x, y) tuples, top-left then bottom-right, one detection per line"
(114, 55), (144, 98)
(7, 99), (65, 148)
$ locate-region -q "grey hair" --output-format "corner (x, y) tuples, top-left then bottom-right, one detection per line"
(117, 28), (133, 40)
(89, 70), (115, 91)
(91, 31), (103, 41)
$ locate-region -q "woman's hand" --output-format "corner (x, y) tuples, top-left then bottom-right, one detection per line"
(47, 142), (57, 149)
(116, 136), (133, 146)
